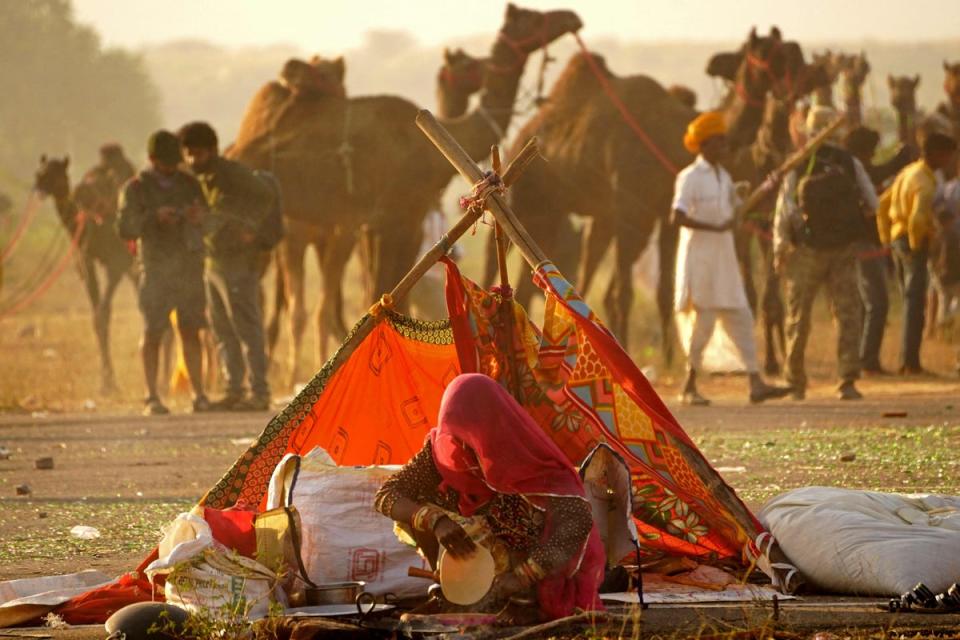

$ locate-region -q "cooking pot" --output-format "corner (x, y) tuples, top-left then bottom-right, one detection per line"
(305, 581), (366, 606)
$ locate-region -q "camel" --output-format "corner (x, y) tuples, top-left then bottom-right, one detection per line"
(484, 27), (815, 364)
(705, 31), (831, 374)
(228, 4), (583, 387)
(809, 50), (842, 108)
(838, 52), (870, 126)
(889, 74), (922, 151)
(667, 85), (698, 111)
(33, 156), (136, 393)
(936, 60), (960, 140)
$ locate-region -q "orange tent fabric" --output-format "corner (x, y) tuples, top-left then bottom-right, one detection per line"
(203, 314), (459, 510)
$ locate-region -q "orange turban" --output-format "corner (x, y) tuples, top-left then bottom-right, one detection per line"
(683, 111), (727, 154)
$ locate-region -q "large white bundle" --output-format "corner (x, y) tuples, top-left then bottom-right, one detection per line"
(760, 487), (960, 596)
(267, 448), (427, 598)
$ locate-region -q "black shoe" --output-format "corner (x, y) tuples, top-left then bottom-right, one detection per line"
(679, 390), (710, 406)
(838, 381), (863, 401)
(192, 395), (212, 413)
(749, 383), (792, 404)
(209, 394), (244, 411)
(143, 397), (170, 416)
(231, 395), (271, 412)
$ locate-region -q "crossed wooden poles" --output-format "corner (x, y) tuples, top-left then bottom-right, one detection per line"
(318, 110), (790, 584)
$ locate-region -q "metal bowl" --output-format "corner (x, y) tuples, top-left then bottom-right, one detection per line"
(305, 581), (367, 606)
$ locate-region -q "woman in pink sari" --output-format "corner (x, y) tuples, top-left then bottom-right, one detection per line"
(375, 374), (604, 622)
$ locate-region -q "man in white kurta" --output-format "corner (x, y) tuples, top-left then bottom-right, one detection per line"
(673, 111), (789, 405)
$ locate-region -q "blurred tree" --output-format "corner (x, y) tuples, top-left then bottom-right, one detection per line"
(0, 0), (160, 188)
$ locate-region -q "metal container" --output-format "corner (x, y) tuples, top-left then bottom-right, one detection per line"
(305, 581), (366, 606)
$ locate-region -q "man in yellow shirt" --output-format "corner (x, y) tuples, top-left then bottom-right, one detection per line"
(878, 133), (958, 374)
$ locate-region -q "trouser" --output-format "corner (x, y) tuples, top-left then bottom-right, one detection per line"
(891, 236), (929, 370)
(783, 244), (862, 389)
(857, 250), (889, 370)
(684, 306), (759, 374)
(207, 264), (269, 398)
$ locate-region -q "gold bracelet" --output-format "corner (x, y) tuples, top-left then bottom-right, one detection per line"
(412, 505), (446, 532)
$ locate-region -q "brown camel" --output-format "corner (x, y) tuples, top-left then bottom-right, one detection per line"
(889, 74), (922, 149)
(667, 85), (698, 111)
(936, 60), (960, 139)
(33, 156), (136, 393)
(809, 50), (842, 108)
(486, 27), (813, 362)
(838, 52), (870, 126)
(706, 31), (830, 374)
(229, 4), (583, 387)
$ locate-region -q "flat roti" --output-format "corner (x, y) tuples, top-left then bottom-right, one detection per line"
(438, 545), (496, 605)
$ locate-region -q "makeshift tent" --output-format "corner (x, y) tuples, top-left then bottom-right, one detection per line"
(45, 112), (789, 625)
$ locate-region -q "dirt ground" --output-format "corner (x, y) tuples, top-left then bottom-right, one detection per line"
(3, 218), (960, 636)
(1, 378), (958, 583)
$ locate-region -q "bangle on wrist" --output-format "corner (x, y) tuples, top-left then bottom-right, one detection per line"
(412, 505), (446, 532)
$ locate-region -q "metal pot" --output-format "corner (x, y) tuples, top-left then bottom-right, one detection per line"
(305, 581), (366, 606)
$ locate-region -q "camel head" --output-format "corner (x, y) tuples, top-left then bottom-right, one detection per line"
(839, 52), (871, 93)
(667, 84), (698, 110)
(280, 55), (346, 98)
(34, 155), (70, 200)
(944, 60), (960, 108)
(811, 50), (842, 83)
(497, 3), (582, 57)
(888, 74), (920, 114)
(707, 27), (808, 102)
(437, 48), (487, 118)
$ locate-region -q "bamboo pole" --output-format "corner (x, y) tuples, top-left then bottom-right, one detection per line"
(415, 108), (769, 559)
(738, 115), (849, 215)
(302, 132), (542, 389)
(417, 110), (548, 268)
(490, 145), (523, 402)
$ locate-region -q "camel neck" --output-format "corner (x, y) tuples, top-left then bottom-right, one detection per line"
(725, 95), (765, 152)
(896, 107), (916, 145)
(437, 85), (472, 120)
(53, 192), (78, 229)
(844, 89), (862, 127)
(440, 36), (528, 162)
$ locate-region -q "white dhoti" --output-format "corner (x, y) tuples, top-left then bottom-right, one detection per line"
(672, 157), (758, 373)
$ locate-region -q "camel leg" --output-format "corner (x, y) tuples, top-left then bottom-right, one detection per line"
(317, 225), (354, 363)
(610, 220), (649, 350)
(760, 249), (784, 375)
(95, 263), (125, 394)
(265, 249), (285, 366)
(280, 229), (310, 390)
(481, 231), (503, 289)
(576, 217), (613, 298)
(656, 216), (679, 367)
(373, 215), (422, 314)
(735, 228), (759, 316)
(77, 254), (112, 395)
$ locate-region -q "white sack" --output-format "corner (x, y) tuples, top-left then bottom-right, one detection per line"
(267, 448), (427, 598)
(760, 486), (960, 596)
(145, 512), (285, 619)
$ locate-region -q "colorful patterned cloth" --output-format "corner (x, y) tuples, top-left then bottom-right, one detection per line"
(445, 259), (763, 562)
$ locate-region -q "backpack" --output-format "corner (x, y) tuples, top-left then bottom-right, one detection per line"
(252, 169), (285, 251)
(797, 146), (865, 249)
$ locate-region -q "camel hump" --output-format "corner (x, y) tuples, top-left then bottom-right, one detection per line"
(549, 52), (611, 100)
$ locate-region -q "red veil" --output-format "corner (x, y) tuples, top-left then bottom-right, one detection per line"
(429, 374), (605, 619)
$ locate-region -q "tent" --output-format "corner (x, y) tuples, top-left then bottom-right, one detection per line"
(46, 113), (786, 625)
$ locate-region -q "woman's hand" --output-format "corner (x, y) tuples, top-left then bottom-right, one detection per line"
(490, 572), (526, 601)
(433, 516), (476, 558)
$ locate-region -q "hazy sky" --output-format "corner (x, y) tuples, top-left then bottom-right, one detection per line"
(74, 0), (960, 52)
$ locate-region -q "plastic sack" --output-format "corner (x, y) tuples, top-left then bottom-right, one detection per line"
(145, 512), (286, 619)
(267, 448), (428, 598)
(760, 487), (960, 596)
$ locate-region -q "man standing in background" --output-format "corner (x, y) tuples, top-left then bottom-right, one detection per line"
(179, 122), (275, 411)
(672, 112), (790, 406)
(877, 132), (958, 374)
(774, 106), (877, 400)
(116, 131), (209, 415)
